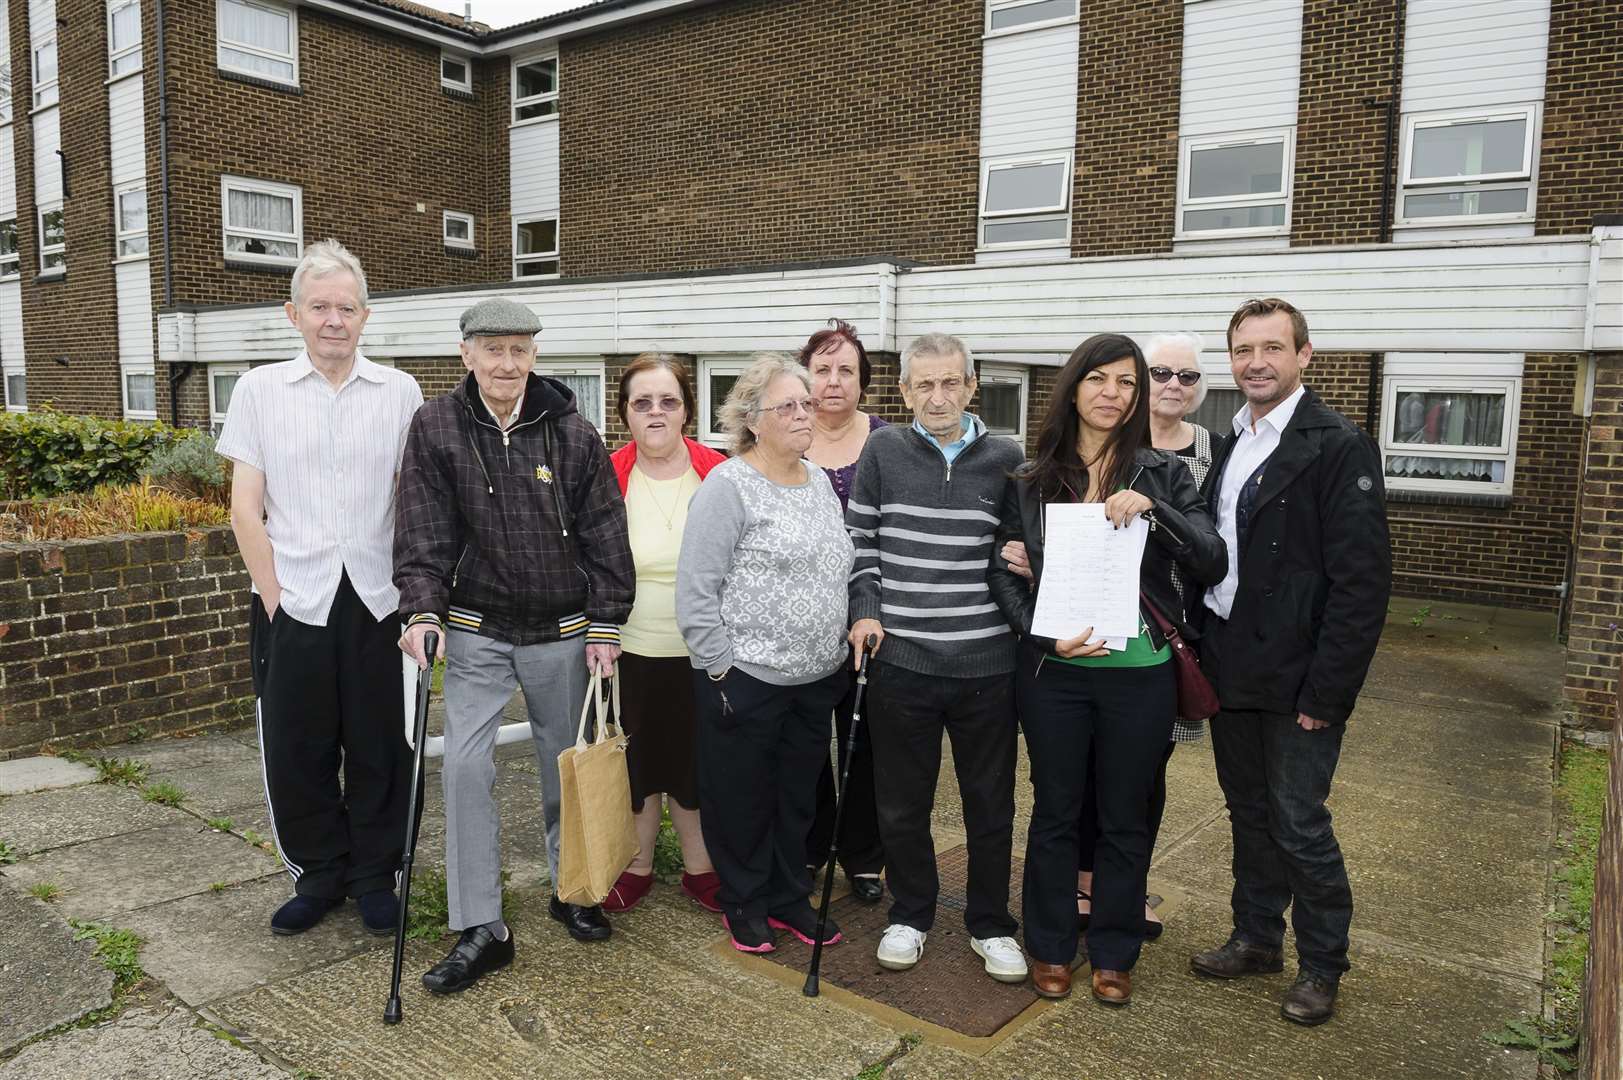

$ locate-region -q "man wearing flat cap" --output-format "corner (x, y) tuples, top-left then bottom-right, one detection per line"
(395, 297), (635, 993)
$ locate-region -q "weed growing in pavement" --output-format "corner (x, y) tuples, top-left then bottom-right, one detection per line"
(27, 882), (61, 902)
(73, 754), (150, 787)
(652, 809), (684, 880)
(205, 816), (235, 832)
(1408, 604), (1433, 628)
(67, 919), (145, 993)
(209, 882), (229, 893)
(140, 781), (186, 807)
(406, 869), (513, 940)
(0, 839), (17, 865)
(1485, 1018), (1577, 1073)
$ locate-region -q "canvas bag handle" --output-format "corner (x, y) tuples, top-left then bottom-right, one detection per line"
(574, 669), (623, 749)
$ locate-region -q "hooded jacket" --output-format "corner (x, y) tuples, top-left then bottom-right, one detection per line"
(394, 371), (634, 646)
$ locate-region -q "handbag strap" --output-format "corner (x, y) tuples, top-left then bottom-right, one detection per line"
(1139, 589), (1182, 643)
(573, 669), (623, 748)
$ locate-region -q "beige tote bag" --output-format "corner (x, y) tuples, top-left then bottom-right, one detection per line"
(555, 671), (637, 906)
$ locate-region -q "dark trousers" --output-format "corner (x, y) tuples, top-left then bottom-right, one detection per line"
(1204, 619), (1353, 978)
(807, 669), (885, 876)
(249, 573), (408, 900)
(1017, 652), (1175, 971)
(1078, 742), (1176, 872)
(867, 660), (1018, 939)
(694, 666), (848, 921)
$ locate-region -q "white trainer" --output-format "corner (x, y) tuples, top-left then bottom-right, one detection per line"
(971, 935), (1029, 983)
(876, 924), (927, 971)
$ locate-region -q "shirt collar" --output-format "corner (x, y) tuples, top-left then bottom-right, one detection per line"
(480, 388), (525, 430)
(912, 413), (978, 448)
(284, 349), (380, 385)
(1232, 382), (1307, 437)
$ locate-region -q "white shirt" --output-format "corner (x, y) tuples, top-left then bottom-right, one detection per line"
(1204, 383), (1307, 621)
(478, 388), (524, 430)
(216, 350), (424, 626)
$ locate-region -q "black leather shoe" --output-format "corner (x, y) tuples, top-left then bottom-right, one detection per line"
(270, 895), (342, 936)
(1281, 971), (1339, 1026)
(550, 895), (612, 941)
(1190, 938), (1285, 979)
(846, 873), (884, 904)
(357, 890), (397, 936)
(421, 926), (514, 994)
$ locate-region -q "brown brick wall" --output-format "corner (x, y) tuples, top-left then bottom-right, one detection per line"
(557, 0), (983, 277)
(1071, 0), (1182, 258)
(0, 527), (254, 758)
(1564, 353), (1623, 729)
(1535, 0), (1623, 234)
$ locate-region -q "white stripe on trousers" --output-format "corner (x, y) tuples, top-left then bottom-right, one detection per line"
(255, 698), (306, 882)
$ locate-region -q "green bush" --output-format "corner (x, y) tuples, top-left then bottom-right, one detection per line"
(142, 431), (228, 500)
(0, 408), (182, 499)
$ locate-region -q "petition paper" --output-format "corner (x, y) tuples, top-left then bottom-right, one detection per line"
(1030, 503), (1148, 643)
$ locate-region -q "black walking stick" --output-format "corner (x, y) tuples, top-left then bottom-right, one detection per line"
(804, 633), (878, 998)
(384, 629), (438, 1026)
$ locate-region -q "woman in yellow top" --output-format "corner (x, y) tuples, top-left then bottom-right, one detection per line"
(603, 354), (727, 914)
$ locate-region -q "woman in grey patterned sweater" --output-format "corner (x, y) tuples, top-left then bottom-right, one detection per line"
(676, 354), (855, 955)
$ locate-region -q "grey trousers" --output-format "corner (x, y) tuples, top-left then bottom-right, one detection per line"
(442, 630), (588, 930)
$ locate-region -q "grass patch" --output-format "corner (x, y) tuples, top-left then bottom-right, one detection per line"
(67, 919), (145, 994)
(209, 881), (229, 893)
(27, 882), (62, 903)
(140, 780), (186, 807)
(0, 839), (17, 865)
(205, 816), (235, 832)
(62, 752), (149, 787)
(241, 829), (271, 851)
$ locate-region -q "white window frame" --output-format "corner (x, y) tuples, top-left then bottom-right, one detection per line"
(977, 152), (1073, 251)
(215, 0), (299, 87)
(443, 209), (475, 250)
(698, 357), (752, 450)
(38, 202), (64, 273)
(1379, 372), (1520, 497)
(0, 217), (18, 279)
(209, 363), (249, 434)
(978, 363), (1029, 444)
(4, 369), (25, 413)
(536, 359), (606, 433)
(0, 59), (12, 123)
(107, 0), (143, 78)
(32, 37), (58, 109)
(122, 367), (157, 421)
(220, 174), (302, 268)
(1396, 105), (1538, 227)
(1175, 128), (1294, 240)
(510, 53), (558, 125)
(985, 0), (1078, 36)
(512, 215), (559, 280)
(440, 51), (471, 93)
(115, 182), (149, 260)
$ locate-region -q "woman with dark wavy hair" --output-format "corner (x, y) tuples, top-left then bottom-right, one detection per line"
(988, 333), (1225, 1004)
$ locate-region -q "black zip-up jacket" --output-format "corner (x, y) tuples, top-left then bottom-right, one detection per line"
(394, 371), (634, 646)
(988, 447), (1227, 657)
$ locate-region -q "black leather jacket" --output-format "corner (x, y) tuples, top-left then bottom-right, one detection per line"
(988, 447), (1227, 656)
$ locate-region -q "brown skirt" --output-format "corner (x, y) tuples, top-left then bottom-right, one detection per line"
(617, 651), (700, 813)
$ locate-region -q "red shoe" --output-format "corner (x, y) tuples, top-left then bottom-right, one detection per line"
(680, 871), (723, 913)
(601, 871), (654, 913)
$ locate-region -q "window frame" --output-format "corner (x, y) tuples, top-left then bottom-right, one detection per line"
(511, 215), (559, 280)
(219, 174), (302, 268)
(215, 0), (299, 88)
(1174, 128), (1294, 240)
(32, 36), (58, 109)
(985, 0), (1078, 36)
(510, 53), (559, 125)
(977, 151), (1074, 251)
(1396, 105), (1538, 227)
(443, 209), (476, 250)
(4, 370), (25, 413)
(1379, 372), (1521, 497)
(0, 59), (12, 123)
(209, 362), (249, 434)
(107, 0), (144, 78)
(0, 217), (18, 279)
(977, 363), (1029, 444)
(535, 358), (606, 433)
(122, 367), (157, 421)
(115, 181), (149, 260)
(38, 202), (64, 273)
(698, 357), (753, 450)
(440, 51), (472, 93)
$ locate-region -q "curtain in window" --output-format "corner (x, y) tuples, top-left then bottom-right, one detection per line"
(1391, 391), (1504, 447)
(1384, 455), (1506, 483)
(111, 3), (141, 52)
(226, 189), (295, 256)
(552, 374), (602, 431)
(126, 373), (156, 413)
(220, 1), (290, 52)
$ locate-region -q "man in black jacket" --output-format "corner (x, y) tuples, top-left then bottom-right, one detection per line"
(1189, 298), (1391, 1026)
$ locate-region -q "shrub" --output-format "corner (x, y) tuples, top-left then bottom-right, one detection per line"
(0, 478), (229, 542)
(0, 407), (182, 499)
(142, 432), (229, 503)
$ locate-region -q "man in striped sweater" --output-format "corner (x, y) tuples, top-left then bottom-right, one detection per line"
(846, 332), (1029, 984)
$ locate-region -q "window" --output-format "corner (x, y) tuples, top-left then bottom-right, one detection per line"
(210, 363), (248, 434)
(986, 0), (1077, 33)
(221, 175), (301, 266)
(1380, 368), (1520, 496)
(1397, 107), (1536, 224)
(1177, 130), (1293, 237)
(978, 152), (1073, 249)
(441, 52), (471, 92)
(443, 210), (475, 250)
(978, 364), (1028, 444)
(4, 372), (24, 412)
(108, 0), (143, 77)
(512, 217), (558, 278)
(33, 37), (58, 109)
(698, 358), (751, 449)
(116, 183), (148, 258)
(511, 55), (557, 122)
(1188, 387), (1245, 434)
(1, 60), (12, 123)
(123, 369), (156, 418)
(0, 219), (17, 278)
(537, 360), (605, 433)
(216, 0), (297, 86)
(38, 204), (64, 272)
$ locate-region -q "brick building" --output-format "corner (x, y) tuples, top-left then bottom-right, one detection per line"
(0, 0), (1619, 724)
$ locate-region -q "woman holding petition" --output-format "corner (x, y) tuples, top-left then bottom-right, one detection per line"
(799, 319), (887, 904)
(988, 333), (1224, 1004)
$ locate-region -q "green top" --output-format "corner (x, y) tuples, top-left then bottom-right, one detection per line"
(1053, 617), (1172, 668)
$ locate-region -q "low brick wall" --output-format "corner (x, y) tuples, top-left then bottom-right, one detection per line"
(0, 527), (253, 759)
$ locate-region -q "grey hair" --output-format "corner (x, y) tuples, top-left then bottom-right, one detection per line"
(899, 332), (975, 383)
(718, 352), (812, 456)
(291, 238), (369, 307)
(1145, 331), (1208, 415)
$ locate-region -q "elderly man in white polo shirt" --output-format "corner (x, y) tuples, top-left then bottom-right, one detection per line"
(217, 238), (425, 937)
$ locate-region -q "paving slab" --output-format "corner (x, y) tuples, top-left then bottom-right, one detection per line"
(139, 756), (268, 819)
(118, 732), (261, 773)
(0, 999), (283, 1080)
(1, 823), (279, 921)
(0, 782), (191, 855)
(0, 883), (113, 1055)
(0, 756), (97, 796)
(1363, 620), (1564, 719)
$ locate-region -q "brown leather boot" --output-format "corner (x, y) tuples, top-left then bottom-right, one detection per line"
(1030, 960), (1072, 999)
(1091, 968), (1132, 1006)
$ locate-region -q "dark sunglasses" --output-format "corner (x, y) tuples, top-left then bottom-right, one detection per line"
(1149, 367), (1202, 386)
(629, 395), (684, 413)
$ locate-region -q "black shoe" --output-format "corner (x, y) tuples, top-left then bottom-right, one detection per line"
(1281, 971), (1339, 1026)
(357, 890), (397, 936)
(846, 872), (884, 904)
(768, 903), (842, 946)
(549, 895), (612, 942)
(270, 894), (342, 936)
(421, 926), (514, 994)
(1190, 938), (1285, 979)
(723, 913), (777, 953)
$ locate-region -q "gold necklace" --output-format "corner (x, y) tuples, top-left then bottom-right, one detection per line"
(635, 465), (684, 531)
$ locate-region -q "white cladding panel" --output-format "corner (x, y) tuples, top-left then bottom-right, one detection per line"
(509, 120), (559, 219)
(0, 125), (15, 217)
(1180, 0), (1303, 137)
(31, 111), (60, 204)
(108, 76), (146, 184)
(1592, 233), (1623, 351)
(980, 23), (1080, 160)
(0, 282), (23, 370)
(115, 261), (154, 365)
(1401, 0), (1551, 113)
(27, 0), (52, 43)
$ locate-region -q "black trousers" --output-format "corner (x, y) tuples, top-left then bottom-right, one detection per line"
(1017, 651), (1175, 971)
(249, 573), (408, 900)
(807, 668), (885, 876)
(1077, 741), (1176, 872)
(694, 666), (848, 921)
(867, 660), (1018, 939)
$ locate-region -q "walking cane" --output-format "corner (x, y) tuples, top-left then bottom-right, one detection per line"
(804, 633), (878, 998)
(384, 629), (438, 1026)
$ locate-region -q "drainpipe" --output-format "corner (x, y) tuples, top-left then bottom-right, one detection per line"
(1366, 0), (1405, 437)
(154, 0), (188, 426)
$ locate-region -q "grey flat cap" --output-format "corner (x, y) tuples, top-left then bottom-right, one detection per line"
(460, 297), (541, 338)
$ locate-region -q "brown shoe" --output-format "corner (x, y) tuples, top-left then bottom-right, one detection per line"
(1091, 968), (1132, 1006)
(1031, 960), (1072, 999)
(1190, 938), (1284, 979)
(1280, 971), (1339, 1026)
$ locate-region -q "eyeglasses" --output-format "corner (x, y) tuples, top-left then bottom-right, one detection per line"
(757, 397), (816, 419)
(1149, 367), (1203, 386)
(629, 395), (684, 414)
